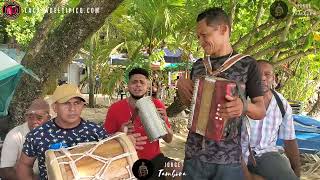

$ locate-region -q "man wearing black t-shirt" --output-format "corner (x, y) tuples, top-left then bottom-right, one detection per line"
(171, 8), (266, 180)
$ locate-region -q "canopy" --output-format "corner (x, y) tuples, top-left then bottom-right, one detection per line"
(0, 51), (38, 117)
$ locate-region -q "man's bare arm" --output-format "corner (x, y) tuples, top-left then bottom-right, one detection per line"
(284, 139), (301, 177)
(167, 79), (193, 117)
(16, 153), (36, 180)
(162, 124), (173, 143)
(157, 108), (173, 143)
(247, 96), (266, 120)
(0, 167), (17, 180)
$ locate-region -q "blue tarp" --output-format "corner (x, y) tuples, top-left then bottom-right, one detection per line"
(293, 114), (320, 128)
(277, 115), (320, 154)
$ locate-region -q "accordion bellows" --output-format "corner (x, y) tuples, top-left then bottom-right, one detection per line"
(189, 76), (239, 141)
(135, 96), (167, 142)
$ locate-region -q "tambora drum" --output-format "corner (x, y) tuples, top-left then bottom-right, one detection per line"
(45, 133), (138, 180)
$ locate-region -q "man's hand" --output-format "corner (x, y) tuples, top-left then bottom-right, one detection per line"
(176, 79), (194, 106)
(120, 121), (135, 134)
(157, 108), (173, 143)
(128, 133), (148, 150)
(157, 108), (167, 121)
(161, 123), (173, 143)
(219, 95), (244, 120)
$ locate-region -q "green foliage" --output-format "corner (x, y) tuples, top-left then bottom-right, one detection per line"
(280, 55), (320, 105)
(93, 0), (320, 104)
(2, 0), (51, 47)
(100, 67), (125, 96)
(68, 0), (81, 7)
(2, 0), (81, 48)
(6, 0), (316, 107)
(123, 53), (153, 83)
(303, 33), (313, 51)
(149, 50), (165, 63)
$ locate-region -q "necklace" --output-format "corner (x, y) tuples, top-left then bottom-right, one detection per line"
(127, 99), (133, 118)
(127, 99), (139, 124)
(205, 49), (234, 76)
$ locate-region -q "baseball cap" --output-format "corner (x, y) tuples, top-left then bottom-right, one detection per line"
(50, 84), (86, 104)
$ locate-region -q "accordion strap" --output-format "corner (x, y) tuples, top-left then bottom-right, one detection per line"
(243, 115), (257, 167)
(212, 54), (249, 76)
(203, 53), (249, 76)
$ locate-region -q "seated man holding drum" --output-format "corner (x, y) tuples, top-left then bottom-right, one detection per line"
(16, 84), (144, 180)
(104, 68), (182, 179)
(16, 84), (109, 180)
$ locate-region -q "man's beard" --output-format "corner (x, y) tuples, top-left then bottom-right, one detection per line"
(129, 92), (145, 100)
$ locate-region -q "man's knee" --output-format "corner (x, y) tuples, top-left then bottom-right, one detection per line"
(254, 152), (298, 180)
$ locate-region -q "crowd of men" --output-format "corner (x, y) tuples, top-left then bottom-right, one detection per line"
(0, 7), (301, 180)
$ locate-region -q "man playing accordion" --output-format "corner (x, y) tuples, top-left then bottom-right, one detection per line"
(167, 7), (266, 180)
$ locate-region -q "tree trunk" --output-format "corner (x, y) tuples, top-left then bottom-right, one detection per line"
(308, 89), (320, 118)
(271, 14), (293, 62)
(8, 0), (123, 127)
(229, 0), (237, 27)
(88, 39), (95, 108)
(247, 0), (264, 46)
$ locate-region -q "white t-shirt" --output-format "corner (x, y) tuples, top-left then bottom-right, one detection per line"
(0, 122), (38, 174)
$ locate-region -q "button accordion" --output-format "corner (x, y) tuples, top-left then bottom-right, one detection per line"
(188, 54), (248, 141)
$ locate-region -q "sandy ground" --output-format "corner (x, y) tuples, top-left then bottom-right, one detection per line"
(81, 94), (320, 179)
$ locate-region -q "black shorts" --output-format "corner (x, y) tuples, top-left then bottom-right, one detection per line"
(150, 153), (173, 180)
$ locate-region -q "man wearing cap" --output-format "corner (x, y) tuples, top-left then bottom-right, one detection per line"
(16, 84), (110, 180)
(0, 98), (50, 180)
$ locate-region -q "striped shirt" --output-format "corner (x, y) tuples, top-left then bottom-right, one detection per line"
(241, 91), (296, 162)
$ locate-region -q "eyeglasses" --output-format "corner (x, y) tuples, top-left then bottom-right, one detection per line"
(25, 113), (49, 121)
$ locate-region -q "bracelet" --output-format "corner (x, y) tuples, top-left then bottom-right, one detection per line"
(236, 82), (248, 116)
(242, 98), (248, 116)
